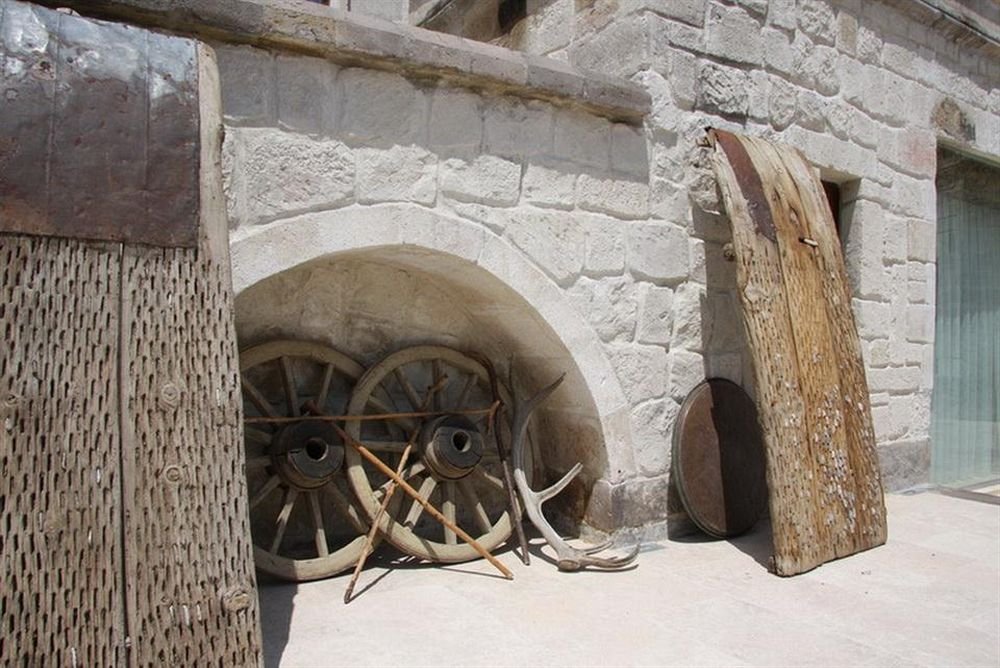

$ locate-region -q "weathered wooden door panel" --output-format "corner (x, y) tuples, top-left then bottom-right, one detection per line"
(710, 130), (887, 576)
(0, 237), (127, 666)
(1, 2), (262, 662)
(121, 248), (260, 665)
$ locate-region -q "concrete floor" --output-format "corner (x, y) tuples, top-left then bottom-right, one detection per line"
(259, 492), (1000, 667)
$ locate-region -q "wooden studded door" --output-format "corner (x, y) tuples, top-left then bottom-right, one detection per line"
(0, 1), (262, 663)
(709, 129), (888, 577)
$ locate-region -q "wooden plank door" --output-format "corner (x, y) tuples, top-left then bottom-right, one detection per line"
(0, 1), (262, 662)
(0, 237), (128, 665)
(709, 130), (888, 576)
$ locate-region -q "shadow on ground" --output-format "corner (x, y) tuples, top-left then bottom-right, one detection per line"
(258, 575), (296, 668)
(668, 517), (774, 572)
(257, 541), (526, 666)
(257, 524), (656, 664)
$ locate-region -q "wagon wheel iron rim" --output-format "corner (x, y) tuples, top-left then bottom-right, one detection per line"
(240, 340), (392, 582)
(345, 345), (525, 563)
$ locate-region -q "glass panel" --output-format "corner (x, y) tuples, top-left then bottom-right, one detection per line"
(931, 150), (1000, 485)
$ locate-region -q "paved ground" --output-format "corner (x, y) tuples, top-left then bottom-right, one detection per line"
(259, 491), (999, 667)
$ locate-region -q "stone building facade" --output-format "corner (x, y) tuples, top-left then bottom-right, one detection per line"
(33, 0), (999, 535)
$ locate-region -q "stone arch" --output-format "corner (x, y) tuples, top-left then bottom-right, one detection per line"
(229, 203), (635, 529)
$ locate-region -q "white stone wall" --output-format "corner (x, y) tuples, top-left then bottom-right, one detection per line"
(552, 0), (999, 490)
(216, 0), (999, 533)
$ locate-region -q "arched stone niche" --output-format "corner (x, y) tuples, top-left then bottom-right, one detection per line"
(230, 204), (636, 531)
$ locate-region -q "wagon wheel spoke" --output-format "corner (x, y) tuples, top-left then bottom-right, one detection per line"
(469, 409), (491, 429)
(442, 482), (458, 545)
(364, 394), (397, 416)
(365, 394), (417, 433)
(431, 360), (445, 411)
(316, 362), (336, 410)
(307, 491), (329, 558)
(456, 374), (477, 408)
(403, 476), (438, 529)
(459, 477), (493, 534)
(245, 426), (273, 446)
(270, 487), (298, 554)
(279, 356), (300, 417)
(242, 375), (277, 418)
(471, 467), (505, 493)
(394, 367), (423, 411)
(325, 481), (370, 535)
(245, 455), (271, 471)
(373, 462), (426, 501)
(249, 475), (281, 510)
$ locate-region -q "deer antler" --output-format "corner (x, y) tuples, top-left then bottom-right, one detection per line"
(511, 375), (640, 572)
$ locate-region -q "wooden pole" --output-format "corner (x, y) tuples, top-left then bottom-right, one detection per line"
(244, 405), (494, 425)
(343, 443), (413, 603)
(492, 406), (530, 566)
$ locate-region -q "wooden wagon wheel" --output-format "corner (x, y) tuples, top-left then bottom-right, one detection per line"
(240, 340), (378, 581)
(345, 345), (522, 563)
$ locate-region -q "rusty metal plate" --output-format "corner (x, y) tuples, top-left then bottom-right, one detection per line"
(673, 378), (767, 538)
(712, 129), (776, 242)
(0, 0), (200, 247)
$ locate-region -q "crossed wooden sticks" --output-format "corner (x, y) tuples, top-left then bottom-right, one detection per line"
(337, 375), (513, 603)
(329, 420), (514, 582)
(250, 393), (519, 593)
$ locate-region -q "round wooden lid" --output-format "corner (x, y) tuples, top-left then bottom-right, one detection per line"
(673, 378), (767, 538)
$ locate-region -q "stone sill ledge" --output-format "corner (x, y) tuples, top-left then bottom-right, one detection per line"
(908, 0), (999, 45)
(27, 0), (651, 122)
(885, 0), (999, 47)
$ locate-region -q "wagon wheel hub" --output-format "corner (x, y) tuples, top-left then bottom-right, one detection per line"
(420, 415), (485, 480)
(272, 421), (345, 490)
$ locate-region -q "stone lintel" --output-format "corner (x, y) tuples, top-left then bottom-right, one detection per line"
(26, 0), (651, 122)
(880, 0), (999, 48)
